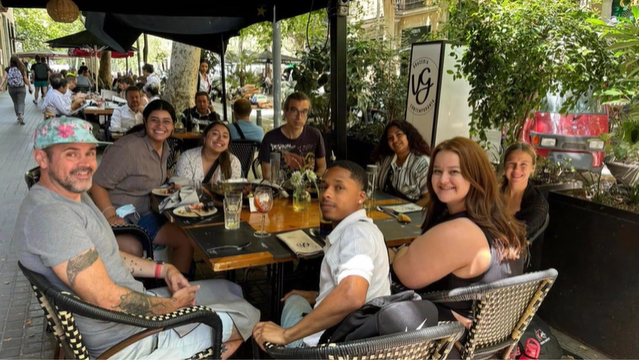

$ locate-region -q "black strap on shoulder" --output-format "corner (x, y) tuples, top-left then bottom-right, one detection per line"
(203, 159), (220, 184)
(233, 122), (246, 140)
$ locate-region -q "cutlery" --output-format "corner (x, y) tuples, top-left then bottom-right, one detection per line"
(376, 206), (411, 224)
(184, 206), (204, 220)
(308, 228), (326, 247)
(207, 242), (252, 255)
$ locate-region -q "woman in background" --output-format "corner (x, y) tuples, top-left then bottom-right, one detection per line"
(177, 121), (242, 184)
(372, 120), (431, 206)
(501, 142), (549, 239)
(0, 55), (33, 125)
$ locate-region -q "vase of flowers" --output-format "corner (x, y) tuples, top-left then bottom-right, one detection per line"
(290, 169), (317, 212)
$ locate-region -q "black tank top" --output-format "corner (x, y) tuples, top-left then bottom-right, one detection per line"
(400, 211), (524, 319)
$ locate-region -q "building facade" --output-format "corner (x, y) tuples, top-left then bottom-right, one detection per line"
(0, 6), (16, 71)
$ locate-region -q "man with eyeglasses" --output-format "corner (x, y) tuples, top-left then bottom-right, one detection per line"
(258, 92), (326, 181)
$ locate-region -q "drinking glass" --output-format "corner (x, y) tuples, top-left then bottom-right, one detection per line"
(192, 180), (203, 200)
(253, 186), (273, 238)
(223, 195), (242, 230)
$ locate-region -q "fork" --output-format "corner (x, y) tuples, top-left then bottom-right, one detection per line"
(184, 206), (204, 220)
(207, 242), (252, 255)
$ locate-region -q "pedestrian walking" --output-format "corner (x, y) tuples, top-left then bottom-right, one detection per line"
(0, 55), (33, 125)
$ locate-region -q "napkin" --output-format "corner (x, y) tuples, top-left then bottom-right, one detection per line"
(158, 185), (199, 212)
(276, 230), (324, 258)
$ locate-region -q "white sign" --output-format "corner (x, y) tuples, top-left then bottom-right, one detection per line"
(405, 42), (442, 146)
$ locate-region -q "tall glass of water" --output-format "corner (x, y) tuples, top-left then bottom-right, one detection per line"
(224, 191), (242, 230)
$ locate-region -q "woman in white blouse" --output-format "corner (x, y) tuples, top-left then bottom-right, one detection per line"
(176, 121), (242, 184)
(372, 120), (432, 206)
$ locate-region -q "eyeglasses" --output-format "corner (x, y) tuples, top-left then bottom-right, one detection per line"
(288, 108), (309, 117)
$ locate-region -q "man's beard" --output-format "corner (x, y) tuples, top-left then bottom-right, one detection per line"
(48, 166), (94, 193)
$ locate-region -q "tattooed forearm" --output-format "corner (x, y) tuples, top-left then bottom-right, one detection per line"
(114, 291), (168, 316)
(120, 254), (154, 275)
(67, 249), (99, 288)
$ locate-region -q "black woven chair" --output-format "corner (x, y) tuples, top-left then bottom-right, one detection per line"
(19, 262), (223, 360)
(525, 213), (550, 272)
(403, 268), (559, 360)
(167, 136), (185, 179)
(229, 139), (261, 178)
(25, 166), (41, 190)
(264, 321), (465, 359)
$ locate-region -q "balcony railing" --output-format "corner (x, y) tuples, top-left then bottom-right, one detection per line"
(395, 0), (428, 12)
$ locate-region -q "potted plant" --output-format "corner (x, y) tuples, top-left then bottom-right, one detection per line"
(589, 5), (640, 189)
(446, 1), (638, 356)
(536, 7), (640, 353)
(445, 0), (618, 145)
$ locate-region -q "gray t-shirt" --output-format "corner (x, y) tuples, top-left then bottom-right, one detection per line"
(16, 185), (145, 358)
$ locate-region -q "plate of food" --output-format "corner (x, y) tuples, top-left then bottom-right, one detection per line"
(152, 184), (182, 196)
(173, 203), (217, 218)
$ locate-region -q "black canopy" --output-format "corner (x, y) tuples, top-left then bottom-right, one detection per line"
(84, 12), (239, 54)
(1, 1), (327, 19)
(46, 30), (137, 51)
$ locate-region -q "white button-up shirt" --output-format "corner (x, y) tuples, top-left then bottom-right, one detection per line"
(40, 89), (72, 116)
(110, 104), (142, 130)
(304, 209), (391, 346)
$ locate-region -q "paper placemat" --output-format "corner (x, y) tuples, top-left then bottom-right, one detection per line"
(186, 222), (292, 259)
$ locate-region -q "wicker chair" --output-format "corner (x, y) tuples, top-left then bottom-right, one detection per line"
(166, 136), (184, 179)
(251, 156), (263, 180)
(415, 269), (559, 360)
(25, 166), (41, 190)
(18, 262), (222, 360)
(229, 139), (261, 178)
(264, 321), (465, 359)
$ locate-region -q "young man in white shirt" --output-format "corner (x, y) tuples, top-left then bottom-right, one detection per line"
(253, 160), (390, 349)
(40, 74), (84, 117)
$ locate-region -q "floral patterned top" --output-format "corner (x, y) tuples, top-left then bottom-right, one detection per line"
(176, 146), (242, 184)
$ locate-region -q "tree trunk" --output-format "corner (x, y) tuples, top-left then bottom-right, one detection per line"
(143, 33), (149, 64)
(98, 51), (112, 91)
(164, 42), (199, 113)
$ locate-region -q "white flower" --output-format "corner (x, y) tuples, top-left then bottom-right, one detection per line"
(290, 171), (303, 186)
(304, 170), (317, 183)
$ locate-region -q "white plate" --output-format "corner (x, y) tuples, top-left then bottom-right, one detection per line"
(173, 205), (217, 218)
(151, 188), (172, 196)
(85, 106), (100, 110)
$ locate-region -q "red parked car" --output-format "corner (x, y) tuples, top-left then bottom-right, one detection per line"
(520, 92), (608, 170)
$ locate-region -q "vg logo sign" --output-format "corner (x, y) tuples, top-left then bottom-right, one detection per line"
(408, 57), (438, 116)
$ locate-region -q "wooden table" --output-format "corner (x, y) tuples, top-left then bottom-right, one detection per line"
(84, 108), (115, 116)
(113, 131), (203, 140)
(156, 195), (419, 272)
(154, 193), (423, 317)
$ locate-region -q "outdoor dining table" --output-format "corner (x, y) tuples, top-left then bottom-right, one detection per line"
(112, 130), (203, 140)
(150, 190), (425, 317)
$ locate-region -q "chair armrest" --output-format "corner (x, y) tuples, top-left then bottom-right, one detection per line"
(54, 291), (222, 331)
(420, 270), (558, 303)
(54, 291), (222, 358)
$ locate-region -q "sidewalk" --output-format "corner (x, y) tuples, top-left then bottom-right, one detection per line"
(0, 91), (56, 359)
